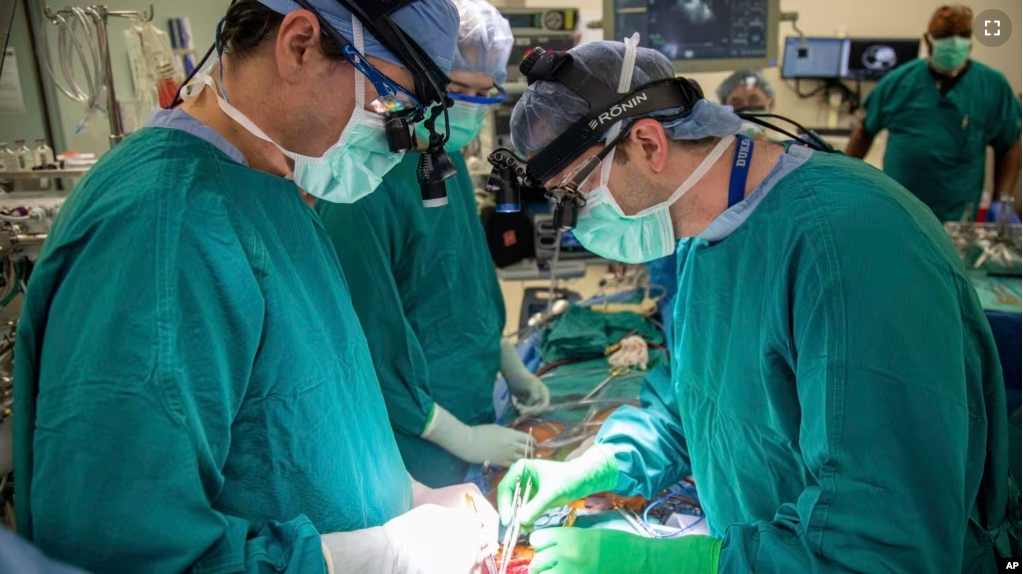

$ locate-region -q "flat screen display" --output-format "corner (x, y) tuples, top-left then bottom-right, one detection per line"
(614, 0), (771, 61)
(844, 38), (920, 81)
(781, 36), (920, 81)
(780, 37), (845, 79)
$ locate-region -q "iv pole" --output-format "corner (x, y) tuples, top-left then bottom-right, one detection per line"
(39, 2), (155, 148)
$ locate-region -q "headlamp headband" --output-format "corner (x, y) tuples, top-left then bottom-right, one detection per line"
(520, 47), (705, 183)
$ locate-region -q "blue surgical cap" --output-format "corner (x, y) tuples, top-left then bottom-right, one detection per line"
(257, 0), (460, 73)
(511, 40), (741, 155)
(715, 69), (775, 104)
(451, 0), (514, 85)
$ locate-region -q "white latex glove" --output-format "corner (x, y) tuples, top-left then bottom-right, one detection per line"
(500, 339), (551, 416)
(422, 404), (532, 467)
(411, 482), (499, 550)
(321, 504), (489, 574)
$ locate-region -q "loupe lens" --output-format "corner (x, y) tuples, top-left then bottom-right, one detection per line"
(384, 116), (413, 152)
(553, 198), (579, 230)
(487, 168), (520, 213)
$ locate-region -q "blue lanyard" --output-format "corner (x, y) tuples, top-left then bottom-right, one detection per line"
(728, 135), (753, 208)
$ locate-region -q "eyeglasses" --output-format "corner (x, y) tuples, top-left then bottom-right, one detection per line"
(545, 135), (624, 199)
(340, 44), (423, 117)
(450, 85), (508, 106)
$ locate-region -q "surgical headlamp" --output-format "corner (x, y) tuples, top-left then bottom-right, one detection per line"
(485, 47), (705, 229)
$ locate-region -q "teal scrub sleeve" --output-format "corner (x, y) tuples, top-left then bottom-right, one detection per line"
(18, 196), (326, 573)
(595, 361), (692, 498)
(717, 216), (1002, 572)
(988, 78), (1022, 154)
(319, 193), (435, 436)
(861, 75), (891, 136)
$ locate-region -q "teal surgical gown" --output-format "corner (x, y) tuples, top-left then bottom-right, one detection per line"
(864, 59), (1022, 221)
(317, 151), (505, 488)
(14, 122), (411, 573)
(596, 145), (1016, 572)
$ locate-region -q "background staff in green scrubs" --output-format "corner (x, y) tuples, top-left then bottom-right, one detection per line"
(318, 0), (550, 489)
(846, 4), (1022, 222)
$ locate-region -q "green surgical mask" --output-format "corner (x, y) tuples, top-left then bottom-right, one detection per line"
(415, 101), (488, 152)
(573, 135), (736, 264)
(930, 36), (971, 73)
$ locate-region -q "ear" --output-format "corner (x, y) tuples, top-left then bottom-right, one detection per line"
(628, 118), (671, 174)
(275, 10), (322, 83)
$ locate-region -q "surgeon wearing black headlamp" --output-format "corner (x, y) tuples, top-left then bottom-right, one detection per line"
(493, 39), (1014, 574)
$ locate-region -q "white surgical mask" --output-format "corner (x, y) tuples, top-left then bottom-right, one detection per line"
(184, 20), (404, 203)
(572, 135), (736, 263)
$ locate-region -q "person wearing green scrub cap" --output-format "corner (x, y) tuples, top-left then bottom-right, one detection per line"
(318, 0), (551, 489)
(498, 38), (1017, 574)
(847, 4), (1022, 221)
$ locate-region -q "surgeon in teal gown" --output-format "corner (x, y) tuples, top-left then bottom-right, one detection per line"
(11, 2), (498, 573)
(318, 0), (549, 488)
(497, 41), (1018, 574)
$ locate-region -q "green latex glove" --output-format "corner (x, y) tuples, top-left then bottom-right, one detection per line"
(528, 528), (721, 574)
(498, 447), (619, 526)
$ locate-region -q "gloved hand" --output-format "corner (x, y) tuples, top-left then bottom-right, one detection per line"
(411, 482), (499, 549)
(527, 527), (722, 574)
(500, 339), (551, 416)
(321, 504), (491, 574)
(498, 446), (619, 526)
(422, 403), (532, 467)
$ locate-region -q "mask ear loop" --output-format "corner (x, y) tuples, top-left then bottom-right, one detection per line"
(631, 134), (736, 218)
(352, 18), (366, 112)
(214, 17), (229, 103)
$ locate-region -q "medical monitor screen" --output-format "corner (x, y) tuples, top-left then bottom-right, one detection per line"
(780, 37), (845, 79)
(613, 0), (771, 62)
(843, 38), (920, 81)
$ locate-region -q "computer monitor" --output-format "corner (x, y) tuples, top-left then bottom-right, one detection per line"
(780, 37), (845, 79)
(604, 0), (780, 74)
(781, 36), (921, 82)
(843, 38), (920, 81)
